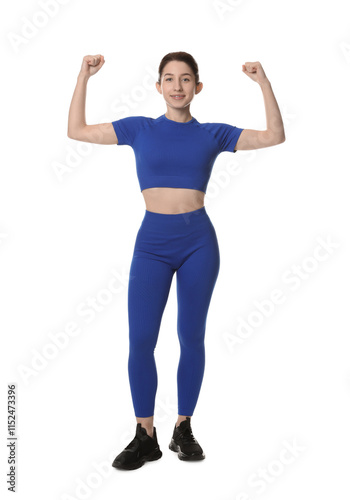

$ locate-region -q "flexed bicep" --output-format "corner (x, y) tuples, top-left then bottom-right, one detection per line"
(68, 123), (118, 145)
(234, 128), (285, 151)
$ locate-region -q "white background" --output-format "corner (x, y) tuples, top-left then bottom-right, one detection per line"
(1, 0), (350, 498)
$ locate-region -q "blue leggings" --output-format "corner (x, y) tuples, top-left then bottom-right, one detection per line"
(127, 206), (220, 418)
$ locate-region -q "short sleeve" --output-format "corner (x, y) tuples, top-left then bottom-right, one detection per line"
(111, 116), (145, 147)
(215, 123), (244, 153)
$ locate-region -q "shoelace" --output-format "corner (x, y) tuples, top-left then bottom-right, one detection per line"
(124, 436), (139, 451)
(178, 426), (196, 445)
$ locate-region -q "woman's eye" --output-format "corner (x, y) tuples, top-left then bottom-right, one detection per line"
(166, 78), (190, 81)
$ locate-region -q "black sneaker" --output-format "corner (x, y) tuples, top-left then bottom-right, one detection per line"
(169, 417), (205, 461)
(112, 423), (162, 470)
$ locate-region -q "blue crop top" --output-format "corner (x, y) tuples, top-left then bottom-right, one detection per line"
(111, 114), (244, 194)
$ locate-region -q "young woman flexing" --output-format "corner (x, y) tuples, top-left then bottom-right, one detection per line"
(67, 51), (285, 470)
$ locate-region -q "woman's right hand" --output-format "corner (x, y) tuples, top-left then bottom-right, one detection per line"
(79, 54), (105, 78)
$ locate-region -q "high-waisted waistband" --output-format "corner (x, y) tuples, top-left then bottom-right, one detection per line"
(142, 206), (209, 232)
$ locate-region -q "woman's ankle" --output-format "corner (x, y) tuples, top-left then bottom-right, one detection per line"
(136, 416), (154, 438)
(176, 414), (191, 427)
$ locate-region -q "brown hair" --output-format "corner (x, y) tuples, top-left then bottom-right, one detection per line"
(157, 51), (200, 86)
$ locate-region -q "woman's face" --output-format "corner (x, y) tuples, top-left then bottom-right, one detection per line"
(156, 60), (202, 110)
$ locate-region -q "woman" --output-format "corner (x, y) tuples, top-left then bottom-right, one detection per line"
(67, 51), (285, 470)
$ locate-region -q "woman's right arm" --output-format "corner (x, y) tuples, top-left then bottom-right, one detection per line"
(67, 54), (118, 145)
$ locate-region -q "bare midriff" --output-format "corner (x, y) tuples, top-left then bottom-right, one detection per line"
(141, 187), (205, 214)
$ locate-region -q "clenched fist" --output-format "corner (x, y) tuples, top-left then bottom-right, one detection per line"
(79, 54), (105, 78)
(242, 62), (268, 85)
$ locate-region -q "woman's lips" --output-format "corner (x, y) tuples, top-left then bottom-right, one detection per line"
(171, 95), (185, 100)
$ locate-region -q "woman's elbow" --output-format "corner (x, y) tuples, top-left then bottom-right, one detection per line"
(274, 132), (286, 145)
(67, 129), (86, 142)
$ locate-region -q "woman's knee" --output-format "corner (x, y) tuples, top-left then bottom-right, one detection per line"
(129, 329), (158, 353)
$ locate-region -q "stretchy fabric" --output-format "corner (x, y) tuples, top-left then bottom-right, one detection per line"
(128, 206), (220, 417)
(112, 114), (244, 193)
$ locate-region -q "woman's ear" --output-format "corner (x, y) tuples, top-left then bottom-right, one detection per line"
(196, 82), (203, 94)
(155, 81), (162, 94)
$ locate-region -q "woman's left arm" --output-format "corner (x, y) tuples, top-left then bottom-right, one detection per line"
(235, 61), (286, 151)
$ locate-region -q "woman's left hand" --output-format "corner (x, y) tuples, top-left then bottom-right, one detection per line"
(242, 61), (268, 85)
